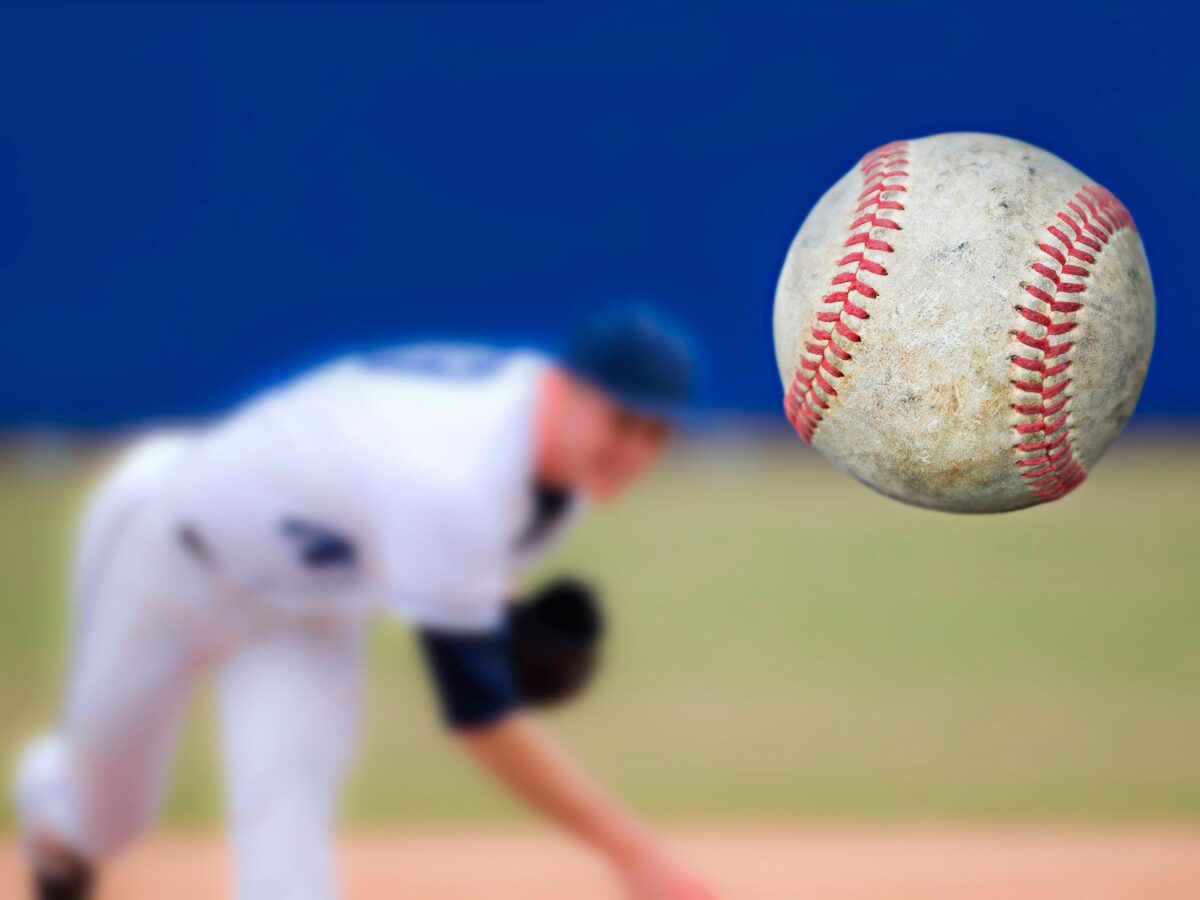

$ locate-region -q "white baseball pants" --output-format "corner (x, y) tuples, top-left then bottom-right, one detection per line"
(13, 435), (366, 900)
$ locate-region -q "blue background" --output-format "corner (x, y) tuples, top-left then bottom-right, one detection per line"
(1, 1), (1195, 426)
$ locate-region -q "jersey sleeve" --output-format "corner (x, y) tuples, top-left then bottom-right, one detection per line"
(417, 624), (522, 730)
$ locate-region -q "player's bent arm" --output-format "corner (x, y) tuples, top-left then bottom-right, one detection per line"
(458, 712), (654, 864)
(457, 714), (716, 900)
(417, 627), (716, 899)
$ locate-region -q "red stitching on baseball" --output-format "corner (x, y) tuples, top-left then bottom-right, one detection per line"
(784, 141), (909, 442)
(1011, 184), (1135, 502)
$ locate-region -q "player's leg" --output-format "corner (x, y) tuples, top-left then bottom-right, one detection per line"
(218, 618), (365, 900)
(12, 435), (217, 898)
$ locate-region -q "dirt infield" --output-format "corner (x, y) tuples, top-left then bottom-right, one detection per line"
(3, 826), (1200, 899)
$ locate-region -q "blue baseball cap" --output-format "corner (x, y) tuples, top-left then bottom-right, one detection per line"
(561, 307), (694, 421)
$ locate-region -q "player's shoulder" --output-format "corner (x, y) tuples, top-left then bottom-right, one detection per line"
(355, 342), (519, 380)
(357, 342), (549, 406)
(336, 342), (546, 535)
(349, 342), (547, 465)
(282, 342), (541, 404)
(229, 343), (542, 428)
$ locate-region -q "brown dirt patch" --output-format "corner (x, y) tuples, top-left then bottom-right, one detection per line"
(2, 826), (1199, 899)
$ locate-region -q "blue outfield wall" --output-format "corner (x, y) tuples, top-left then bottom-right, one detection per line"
(0, 1), (1196, 426)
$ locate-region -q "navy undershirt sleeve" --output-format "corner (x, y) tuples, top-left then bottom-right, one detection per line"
(418, 625), (523, 730)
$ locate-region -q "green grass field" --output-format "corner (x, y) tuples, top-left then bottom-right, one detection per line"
(2, 435), (1199, 831)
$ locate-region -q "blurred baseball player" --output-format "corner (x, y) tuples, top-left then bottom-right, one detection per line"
(13, 309), (716, 900)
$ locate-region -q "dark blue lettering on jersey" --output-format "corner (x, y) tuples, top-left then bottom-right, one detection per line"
(280, 516), (357, 568)
(361, 344), (507, 380)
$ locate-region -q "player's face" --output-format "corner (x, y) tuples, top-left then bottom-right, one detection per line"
(570, 388), (671, 502)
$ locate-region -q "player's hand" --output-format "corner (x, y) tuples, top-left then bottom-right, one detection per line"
(615, 848), (718, 900)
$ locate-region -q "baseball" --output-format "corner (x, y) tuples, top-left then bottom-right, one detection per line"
(773, 132), (1155, 512)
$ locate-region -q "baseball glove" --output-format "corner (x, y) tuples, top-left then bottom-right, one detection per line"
(507, 577), (605, 707)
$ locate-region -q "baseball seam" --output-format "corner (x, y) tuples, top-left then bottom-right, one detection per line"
(784, 141), (909, 443)
(1011, 184), (1135, 502)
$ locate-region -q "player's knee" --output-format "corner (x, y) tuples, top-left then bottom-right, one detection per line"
(13, 736), (76, 846)
(13, 735), (156, 860)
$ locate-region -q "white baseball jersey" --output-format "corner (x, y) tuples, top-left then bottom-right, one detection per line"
(160, 345), (579, 631)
